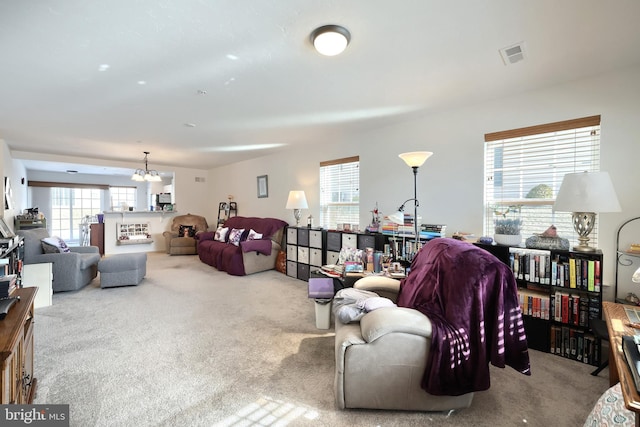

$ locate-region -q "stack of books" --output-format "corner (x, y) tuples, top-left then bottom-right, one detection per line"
(421, 224), (447, 239)
(0, 274), (18, 299)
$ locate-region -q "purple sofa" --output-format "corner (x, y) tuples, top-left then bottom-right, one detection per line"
(197, 216), (287, 276)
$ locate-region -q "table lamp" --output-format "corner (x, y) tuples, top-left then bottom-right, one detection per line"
(286, 190), (308, 226)
(553, 171), (621, 252)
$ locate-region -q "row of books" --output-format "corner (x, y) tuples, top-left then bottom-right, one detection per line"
(518, 289), (600, 327)
(550, 325), (600, 365)
(509, 248), (601, 291)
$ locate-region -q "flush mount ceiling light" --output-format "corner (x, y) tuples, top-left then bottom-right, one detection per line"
(310, 25), (351, 56)
(131, 151), (162, 182)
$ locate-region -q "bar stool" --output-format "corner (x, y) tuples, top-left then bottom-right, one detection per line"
(590, 317), (609, 376)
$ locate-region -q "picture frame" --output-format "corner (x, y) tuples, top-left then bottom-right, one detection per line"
(257, 175), (268, 198)
(0, 217), (15, 238)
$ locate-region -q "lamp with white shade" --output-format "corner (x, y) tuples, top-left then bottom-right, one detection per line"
(394, 152), (433, 242)
(553, 171), (621, 252)
(285, 191), (308, 226)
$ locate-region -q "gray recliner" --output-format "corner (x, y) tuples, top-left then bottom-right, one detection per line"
(334, 275), (475, 411)
(17, 228), (101, 293)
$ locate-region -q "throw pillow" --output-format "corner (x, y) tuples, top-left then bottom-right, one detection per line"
(41, 236), (71, 253)
(179, 225), (196, 237)
(228, 228), (245, 246)
(214, 226), (229, 242)
(247, 229), (263, 240)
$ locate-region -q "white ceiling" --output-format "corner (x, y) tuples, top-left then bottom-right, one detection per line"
(2, 0), (640, 175)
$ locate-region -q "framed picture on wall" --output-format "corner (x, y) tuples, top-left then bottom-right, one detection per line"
(0, 217), (15, 238)
(257, 175), (268, 198)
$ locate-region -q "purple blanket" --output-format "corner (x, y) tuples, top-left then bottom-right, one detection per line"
(397, 238), (530, 396)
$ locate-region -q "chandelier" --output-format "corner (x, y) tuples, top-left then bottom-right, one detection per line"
(131, 151), (162, 182)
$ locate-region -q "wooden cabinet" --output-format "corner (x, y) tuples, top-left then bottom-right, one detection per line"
(90, 223), (105, 256)
(0, 287), (37, 404)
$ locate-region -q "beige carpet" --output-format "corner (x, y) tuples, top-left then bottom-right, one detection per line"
(32, 252), (610, 427)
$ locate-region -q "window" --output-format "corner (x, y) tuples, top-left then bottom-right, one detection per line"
(319, 156), (359, 229)
(110, 186), (137, 211)
(484, 115), (601, 247)
(50, 187), (102, 244)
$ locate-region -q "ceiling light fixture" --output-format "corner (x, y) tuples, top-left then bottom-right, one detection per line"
(131, 151), (162, 182)
(310, 25), (351, 56)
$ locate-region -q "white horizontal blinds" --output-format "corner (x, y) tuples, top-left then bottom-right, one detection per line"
(319, 156), (360, 229)
(484, 116), (601, 247)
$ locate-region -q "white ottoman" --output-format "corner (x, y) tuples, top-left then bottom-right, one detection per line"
(98, 253), (147, 288)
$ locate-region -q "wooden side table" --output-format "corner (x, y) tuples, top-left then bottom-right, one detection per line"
(603, 301), (640, 426)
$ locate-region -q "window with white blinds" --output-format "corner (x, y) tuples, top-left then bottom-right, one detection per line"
(319, 156), (360, 229)
(484, 115), (601, 247)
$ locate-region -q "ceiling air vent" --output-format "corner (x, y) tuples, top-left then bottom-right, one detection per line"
(499, 42), (526, 65)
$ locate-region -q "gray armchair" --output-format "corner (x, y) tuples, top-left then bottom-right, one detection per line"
(17, 228), (101, 293)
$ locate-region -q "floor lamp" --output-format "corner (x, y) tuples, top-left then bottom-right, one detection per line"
(397, 151), (433, 243)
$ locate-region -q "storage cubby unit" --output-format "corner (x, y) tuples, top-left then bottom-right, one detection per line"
(286, 228), (387, 282)
(286, 227), (324, 281)
(476, 243), (603, 366)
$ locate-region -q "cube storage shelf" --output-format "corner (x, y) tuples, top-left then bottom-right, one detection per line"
(285, 227), (386, 281)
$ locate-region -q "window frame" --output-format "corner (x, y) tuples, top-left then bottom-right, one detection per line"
(319, 156), (360, 229)
(484, 115), (601, 247)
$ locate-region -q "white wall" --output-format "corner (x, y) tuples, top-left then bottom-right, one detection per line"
(206, 64), (640, 301)
(1, 139), (28, 232)
(6, 64), (639, 300)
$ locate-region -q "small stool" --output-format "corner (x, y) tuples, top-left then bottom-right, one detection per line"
(98, 253), (147, 288)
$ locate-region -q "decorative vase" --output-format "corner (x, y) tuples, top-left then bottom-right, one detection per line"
(494, 233), (522, 246)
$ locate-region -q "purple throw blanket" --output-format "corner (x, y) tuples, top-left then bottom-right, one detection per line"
(397, 238), (531, 396)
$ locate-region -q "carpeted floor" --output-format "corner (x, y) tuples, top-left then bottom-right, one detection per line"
(32, 252), (610, 426)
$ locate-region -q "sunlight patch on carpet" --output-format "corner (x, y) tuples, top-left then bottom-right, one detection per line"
(213, 396), (319, 426)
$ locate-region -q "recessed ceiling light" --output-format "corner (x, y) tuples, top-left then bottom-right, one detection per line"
(137, 80), (147, 85)
(226, 54), (238, 60)
(184, 123), (197, 127)
(310, 25), (351, 56)
(98, 64), (110, 71)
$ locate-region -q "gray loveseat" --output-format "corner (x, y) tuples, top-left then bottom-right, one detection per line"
(18, 228), (101, 293)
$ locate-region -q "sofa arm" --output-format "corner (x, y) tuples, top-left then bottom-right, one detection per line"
(360, 307), (432, 343)
(196, 231), (215, 241)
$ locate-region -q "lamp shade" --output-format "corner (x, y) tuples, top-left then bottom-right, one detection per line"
(399, 151), (433, 168)
(285, 191), (308, 209)
(633, 266), (640, 284)
(553, 171), (621, 213)
(388, 210), (405, 225)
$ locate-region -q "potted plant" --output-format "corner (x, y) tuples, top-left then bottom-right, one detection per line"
(493, 206), (523, 246)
